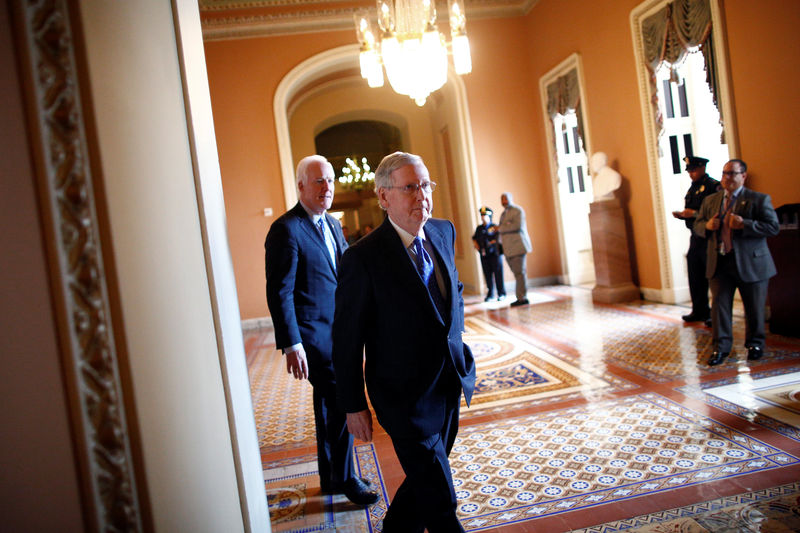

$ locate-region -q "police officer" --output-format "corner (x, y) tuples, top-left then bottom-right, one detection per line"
(672, 156), (719, 325)
(472, 206), (506, 302)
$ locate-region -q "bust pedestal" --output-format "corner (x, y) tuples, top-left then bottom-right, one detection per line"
(589, 198), (640, 303)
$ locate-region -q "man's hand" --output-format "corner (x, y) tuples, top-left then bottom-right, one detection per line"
(726, 212), (744, 229)
(346, 410), (373, 442)
(285, 347), (308, 380)
(672, 208), (695, 219)
(706, 214), (720, 231)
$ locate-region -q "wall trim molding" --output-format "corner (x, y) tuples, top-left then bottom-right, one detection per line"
(12, 0), (145, 529)
(201, 0), (542, 41)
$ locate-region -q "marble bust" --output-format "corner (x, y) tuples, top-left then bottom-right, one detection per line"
(589, 152), (621, 202)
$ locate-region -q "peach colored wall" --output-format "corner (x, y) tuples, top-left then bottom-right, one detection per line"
(206, 32), (353, 319)
(205, 0), (800, 319)
(462, 16), (562, 280)
(517, 0), (800, 291)
(722, 0), (800, 203)
(520, 0), (658, 288)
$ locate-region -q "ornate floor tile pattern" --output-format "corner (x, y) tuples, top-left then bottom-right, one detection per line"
(449, 394), (798, 530)
(678, 366), (800, 442)
(264, 444), (388, 532)
(568, 481), (800, 532)
(249, 346), (316, 453)
(463, 317), (632, 414)
(492, 287), (800, 382)
(252, 286), (800, 531)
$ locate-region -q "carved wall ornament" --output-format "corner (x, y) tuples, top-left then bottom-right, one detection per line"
(16, 0), (143, 530)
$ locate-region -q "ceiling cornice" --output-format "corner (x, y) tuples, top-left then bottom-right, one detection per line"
(200, 0), (539, 41)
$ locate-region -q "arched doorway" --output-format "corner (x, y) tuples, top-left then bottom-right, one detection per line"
(273, 44), (484, 293)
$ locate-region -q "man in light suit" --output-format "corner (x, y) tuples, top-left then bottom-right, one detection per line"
(498, 192), (533, 306)
(332, 152), (476, 532)
(265, 155), (378, 505)
(694, 159), (779, 366)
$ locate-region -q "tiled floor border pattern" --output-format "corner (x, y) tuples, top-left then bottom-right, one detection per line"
(568, 481), (800, 532)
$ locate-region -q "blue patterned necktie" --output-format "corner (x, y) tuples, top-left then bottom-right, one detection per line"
(412, 236), (446, 317)
(317, 218), (337, 266)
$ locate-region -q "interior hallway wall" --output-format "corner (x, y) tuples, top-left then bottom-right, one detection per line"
(205, 19), (561, 319)
(521, 0), (800, 291)
(204, 0), (800, 321)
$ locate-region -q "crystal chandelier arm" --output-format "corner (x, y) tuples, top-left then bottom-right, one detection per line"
(377, 0), (395, 33)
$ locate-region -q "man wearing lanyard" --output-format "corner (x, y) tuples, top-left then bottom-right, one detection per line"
(694, 159), (779, 366)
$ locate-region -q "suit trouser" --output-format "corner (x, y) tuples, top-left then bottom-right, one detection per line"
(710, 252), (769, 352)
(505, 253), (527, 301)
(687, 236), (710, 317)
(312, 381), (355, 486)
(382, 387), (464, 533)
(480, 254), (505, 298)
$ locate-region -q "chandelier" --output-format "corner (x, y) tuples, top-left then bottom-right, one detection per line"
(354, 0), (472, 106)
(337, 157), (375, 191)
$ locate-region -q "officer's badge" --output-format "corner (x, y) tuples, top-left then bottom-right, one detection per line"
(699, 185), (705, 193)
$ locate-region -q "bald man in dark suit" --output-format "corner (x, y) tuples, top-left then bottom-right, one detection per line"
(333, 152), (476, 532)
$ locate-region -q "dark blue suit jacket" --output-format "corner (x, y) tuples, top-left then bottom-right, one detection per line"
(332, 217), (476, 438)
(265, 202), (347, 387)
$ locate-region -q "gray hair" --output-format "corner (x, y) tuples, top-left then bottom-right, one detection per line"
(295, 155), (332, 188)
(502, 191), (514, 203)
(374, 151), (425, 193)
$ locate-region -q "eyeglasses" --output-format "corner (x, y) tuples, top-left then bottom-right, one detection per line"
(720, 170), (743, 177)
(385, 181), (437, 195)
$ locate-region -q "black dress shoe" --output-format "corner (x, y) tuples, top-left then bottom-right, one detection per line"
(707, 350), (729, 366)
(704, 318), (712, 327)
(484, 295), (495, 302)
(682, 313), (707, 322)
(341, 477), (379, 506)
(747, 346), (764, 361)
(510, 298), (529, 307)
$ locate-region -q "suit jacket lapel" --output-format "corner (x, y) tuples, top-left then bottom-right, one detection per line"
(424, 224), (452, 326)
(294, 203), (337, 274)
(377, 219), (447, 326)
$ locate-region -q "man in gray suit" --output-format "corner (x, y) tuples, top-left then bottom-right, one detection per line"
(694, 159), (779, 366)
(498, 192), (532, 306)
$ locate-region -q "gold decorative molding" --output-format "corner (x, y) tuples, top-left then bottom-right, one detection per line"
(201, 0), (539, 40)
(14, 0), (144, 530)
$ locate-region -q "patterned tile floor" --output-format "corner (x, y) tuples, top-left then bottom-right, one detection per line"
(247, 285), (800, 532)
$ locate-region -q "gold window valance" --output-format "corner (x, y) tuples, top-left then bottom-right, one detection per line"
(546, 67), (585, 153)
(641, 0), (723, 141)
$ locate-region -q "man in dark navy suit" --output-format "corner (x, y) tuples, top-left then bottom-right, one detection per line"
(265, 155), (377, 505)
(332, 152), (476, 532)
(695, 158), (779, 366)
